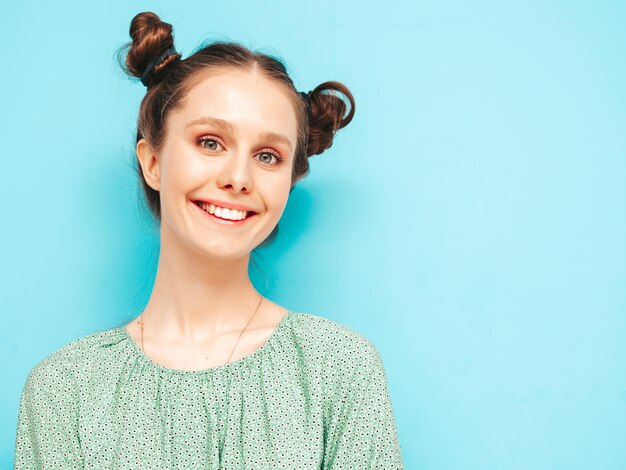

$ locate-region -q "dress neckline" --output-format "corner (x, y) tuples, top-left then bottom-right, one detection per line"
(117, 310), (294, 375)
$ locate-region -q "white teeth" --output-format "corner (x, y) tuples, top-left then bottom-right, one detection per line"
(198, 202), (247, 221)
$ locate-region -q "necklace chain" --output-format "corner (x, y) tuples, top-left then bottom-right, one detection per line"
(138, 294), (264, 366)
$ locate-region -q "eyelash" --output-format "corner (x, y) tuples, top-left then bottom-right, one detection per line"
(195, 135), (285, 166)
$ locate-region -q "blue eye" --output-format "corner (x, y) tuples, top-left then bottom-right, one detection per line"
(196, 136), (222, 151)
(256, 151), (285, 166)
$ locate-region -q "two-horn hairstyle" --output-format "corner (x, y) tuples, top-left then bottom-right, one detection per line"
(116, 11), (355, 246)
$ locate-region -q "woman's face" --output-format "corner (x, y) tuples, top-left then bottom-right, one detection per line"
(137, 67), (299, 259)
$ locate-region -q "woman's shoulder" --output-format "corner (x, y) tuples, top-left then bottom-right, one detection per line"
(290, 312), (388, 402)
(289, 311), (382, 363)
(22, 325), (128, 386)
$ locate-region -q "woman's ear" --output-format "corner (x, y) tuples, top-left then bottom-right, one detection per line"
(136, 138), (161, 192)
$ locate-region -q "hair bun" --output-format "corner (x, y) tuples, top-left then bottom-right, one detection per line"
(306, 81), (355, 157)
(140, 47), (181, 87)
(118, 11), (182, 88)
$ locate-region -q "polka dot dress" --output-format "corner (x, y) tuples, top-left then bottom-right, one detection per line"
(13, 312), (404, 469)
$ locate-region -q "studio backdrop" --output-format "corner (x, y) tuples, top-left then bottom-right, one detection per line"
(2, 1), (625, 469)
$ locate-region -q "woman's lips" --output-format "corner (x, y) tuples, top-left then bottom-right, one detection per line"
(192, 200), (257, 225)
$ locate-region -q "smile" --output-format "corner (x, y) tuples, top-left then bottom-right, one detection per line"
(192, 200), (257, 225)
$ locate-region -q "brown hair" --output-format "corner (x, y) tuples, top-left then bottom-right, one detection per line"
(116, 11), (355, 246)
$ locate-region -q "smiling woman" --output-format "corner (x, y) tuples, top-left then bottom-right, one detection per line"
(13, 10), (404, 469)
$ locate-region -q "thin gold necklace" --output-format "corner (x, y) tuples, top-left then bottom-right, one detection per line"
(138, 294), (264, 366)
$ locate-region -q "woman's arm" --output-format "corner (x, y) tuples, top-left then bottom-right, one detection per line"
(322, 335), (404, 469)
(14, 357), (84, 469)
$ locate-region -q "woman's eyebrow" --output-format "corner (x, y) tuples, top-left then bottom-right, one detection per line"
(184, 116), (293, 151)
(258, 131), (293, 152)
(184, 116), (234, 133)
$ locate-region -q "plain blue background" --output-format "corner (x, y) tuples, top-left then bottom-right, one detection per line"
(2, 1), (625, 468)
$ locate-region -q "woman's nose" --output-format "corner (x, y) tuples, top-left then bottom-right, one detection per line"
(216, 150), (253, 193)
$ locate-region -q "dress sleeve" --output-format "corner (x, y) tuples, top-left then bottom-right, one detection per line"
(322, 337), (404, 469)
(13, 358), (84, 469)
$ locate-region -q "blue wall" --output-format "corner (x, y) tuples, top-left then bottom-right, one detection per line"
(1, 1), (625, 468)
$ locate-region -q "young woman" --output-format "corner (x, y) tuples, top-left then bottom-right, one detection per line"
(14, 11), (404, 469)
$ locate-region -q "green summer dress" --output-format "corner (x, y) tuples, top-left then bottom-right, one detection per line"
(13, 311), (404, 469)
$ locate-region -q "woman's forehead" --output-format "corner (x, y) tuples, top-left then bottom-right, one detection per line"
(171, 69), (299, 140)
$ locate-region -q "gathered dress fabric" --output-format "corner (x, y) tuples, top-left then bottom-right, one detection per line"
(13, 311), (404, 469)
